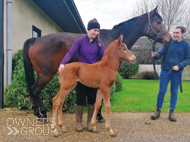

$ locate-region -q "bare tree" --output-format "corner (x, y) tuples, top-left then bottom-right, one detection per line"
(128, 0), (190, 38)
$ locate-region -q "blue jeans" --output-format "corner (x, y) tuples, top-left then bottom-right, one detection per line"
(156, 70), (182, 110)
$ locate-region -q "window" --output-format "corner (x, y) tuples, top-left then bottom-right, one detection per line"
(32, 25), (41, 38)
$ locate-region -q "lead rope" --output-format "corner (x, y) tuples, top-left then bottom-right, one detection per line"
(151, 40), (182, 93)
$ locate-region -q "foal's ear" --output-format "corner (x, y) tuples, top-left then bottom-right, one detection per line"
(118, 35), (123, 45)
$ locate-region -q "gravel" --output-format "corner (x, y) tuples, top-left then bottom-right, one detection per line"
(1, 108), (190, 142)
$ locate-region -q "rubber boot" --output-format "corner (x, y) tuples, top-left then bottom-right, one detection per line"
(87, 104), (94, 132)
(169, 110), (177, 122)
(75, 104), (84, 132)
(151, 108), (161, 120)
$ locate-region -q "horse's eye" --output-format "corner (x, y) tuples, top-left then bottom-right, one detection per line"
(157, 21), (161, 25)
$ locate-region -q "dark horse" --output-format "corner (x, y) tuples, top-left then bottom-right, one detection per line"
(23, 7), (172, 120)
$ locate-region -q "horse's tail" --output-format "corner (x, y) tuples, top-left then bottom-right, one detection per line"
(23, 38), (37, 96)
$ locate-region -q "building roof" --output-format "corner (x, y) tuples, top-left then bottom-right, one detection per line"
(32, 0), (86, 33)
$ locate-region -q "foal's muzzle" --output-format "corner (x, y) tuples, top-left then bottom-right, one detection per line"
(130, 55), (136, 63)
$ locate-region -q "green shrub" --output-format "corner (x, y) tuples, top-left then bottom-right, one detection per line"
(115, 73), (123, 92)
(4, 49), (76, 112)
(4, 50), (32, 109)
(110, 83), (115, 101)
(141, 71), (158, 80)
(118, 61), (139, 79)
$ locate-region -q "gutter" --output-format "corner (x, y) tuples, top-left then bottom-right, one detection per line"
(63, 0), (85, 33)
(0, 0), (4, 109)
(6, 0), (12, 85)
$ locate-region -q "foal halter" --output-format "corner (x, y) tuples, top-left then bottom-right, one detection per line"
(146, 12), (168, 39)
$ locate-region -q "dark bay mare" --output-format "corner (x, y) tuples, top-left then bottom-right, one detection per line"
(23, 7), (172, 121)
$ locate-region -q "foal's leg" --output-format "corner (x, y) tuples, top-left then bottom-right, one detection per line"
(51, 91), (61, 137)
(91, 89), (103, 132)
(57, 89), (72, 133)
(102, 88), (116, 137)
(52, 82), (76, 136)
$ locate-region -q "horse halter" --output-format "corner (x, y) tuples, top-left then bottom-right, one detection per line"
(146, 12), (168, 40)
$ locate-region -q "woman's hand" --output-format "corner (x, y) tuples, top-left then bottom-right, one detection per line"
(58, 64), (65, 74)
(151, 51), (157, 57)
(172, 65), (179, 71)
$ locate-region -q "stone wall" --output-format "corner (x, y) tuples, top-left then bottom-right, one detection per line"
(131, 64), (190, 81)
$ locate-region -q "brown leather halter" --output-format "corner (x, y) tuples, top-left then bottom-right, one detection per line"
(146, 12), (168, 39)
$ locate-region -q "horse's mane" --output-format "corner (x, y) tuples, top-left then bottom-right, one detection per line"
(112, 16), (140, 36)
(112, 11), (162, 35)
(102, 43), (112, 58)
(102, 41), (117, 60)
(112, 16), (139, 30)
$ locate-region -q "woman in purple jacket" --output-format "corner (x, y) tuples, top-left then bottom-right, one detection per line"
(59, 18), (105, 132)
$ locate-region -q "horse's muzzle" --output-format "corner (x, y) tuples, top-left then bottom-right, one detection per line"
(130, 55), (136, 64)
(164, 37), (172, 46)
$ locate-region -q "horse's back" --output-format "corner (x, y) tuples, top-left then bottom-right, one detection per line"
(28, 33), (84, 74)
(32, 32), (84, 49)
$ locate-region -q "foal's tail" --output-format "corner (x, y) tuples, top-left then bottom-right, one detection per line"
(23, 38), (37, 96)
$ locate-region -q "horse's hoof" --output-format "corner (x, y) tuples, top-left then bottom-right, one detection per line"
(37, 117), (48, 124)
(53, 129), (59, 137)
(111, 133), (117, 137)
(43, 120), (48, 124)
(37, 117), (42, 121)
(54, 133), (59, 137)
(93, 129), (98, 133)
(62, 128), (67, 133)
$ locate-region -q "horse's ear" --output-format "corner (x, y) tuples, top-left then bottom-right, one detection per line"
(118, 35), (123, 45)
(150, 6), (158, 16)
(155, 5), (158, 12)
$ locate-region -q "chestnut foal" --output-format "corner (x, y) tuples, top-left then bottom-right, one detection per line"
(51, 35), (136, 137)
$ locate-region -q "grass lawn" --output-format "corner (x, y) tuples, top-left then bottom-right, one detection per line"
(109, 79), (190, 112)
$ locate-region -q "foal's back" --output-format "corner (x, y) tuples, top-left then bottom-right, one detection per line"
(59, 61), (116, 89)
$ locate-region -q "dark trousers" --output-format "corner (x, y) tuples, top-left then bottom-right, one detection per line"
(75, 82), (97, 105)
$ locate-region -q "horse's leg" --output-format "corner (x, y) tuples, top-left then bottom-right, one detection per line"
(32, 74), (54, 121)
(52, 82), (76, 136)
(57, 90), (71, 133)
(101, 87), (116, 137)
(28, 76), (41, 119)
(91, 89), (103, 133)
(33, 98), (42, 120)
(51, 91), (60, 137)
